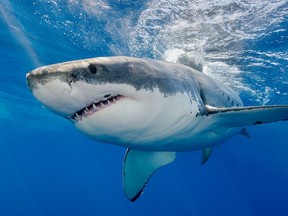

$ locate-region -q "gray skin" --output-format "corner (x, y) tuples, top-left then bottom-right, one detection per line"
(27, 56), (242, 116)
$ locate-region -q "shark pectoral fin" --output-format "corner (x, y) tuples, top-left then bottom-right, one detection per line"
(123, 149), (176, 202)
(201, 147), (213, 165)
(239, 127), (251, 138)
(206, 105), (288, 127)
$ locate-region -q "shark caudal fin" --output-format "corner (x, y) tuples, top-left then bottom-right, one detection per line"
(123, 149), (176, 202)
(206, 105), (288, 127)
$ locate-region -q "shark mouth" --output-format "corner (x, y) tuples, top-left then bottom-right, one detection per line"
(67, 94), (124, 122)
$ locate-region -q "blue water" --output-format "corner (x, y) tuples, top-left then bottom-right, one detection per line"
(1, 1), (288, 215)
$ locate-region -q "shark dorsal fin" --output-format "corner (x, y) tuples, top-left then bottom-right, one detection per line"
(123, 149), (176, 201)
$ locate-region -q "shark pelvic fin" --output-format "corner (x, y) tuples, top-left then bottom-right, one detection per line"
(239, 127), (251, 138)
(201, 147), (213, 165)
(123, 149), (176, 202)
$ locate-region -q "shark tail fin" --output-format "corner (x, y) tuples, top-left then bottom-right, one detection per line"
(123, 149), (176, 202)
(206, 105), (288, 127)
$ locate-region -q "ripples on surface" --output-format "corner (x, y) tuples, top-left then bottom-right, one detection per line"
(29, 0), (288, 105)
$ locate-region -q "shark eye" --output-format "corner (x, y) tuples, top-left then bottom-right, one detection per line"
(88, 65), (97, 74)
(42, 69), (49, 74)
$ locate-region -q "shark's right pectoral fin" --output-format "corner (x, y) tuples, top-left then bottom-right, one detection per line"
(123, 149), (176, 202)
(206, 105), (288, 127)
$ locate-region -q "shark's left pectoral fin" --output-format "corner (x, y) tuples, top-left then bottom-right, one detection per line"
(123, 149), (176, 202)
(206, 105), (288, 127)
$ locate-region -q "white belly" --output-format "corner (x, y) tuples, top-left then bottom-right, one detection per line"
(75, 89), (240, 152)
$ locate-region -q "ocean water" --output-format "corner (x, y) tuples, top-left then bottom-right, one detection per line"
(0, 0), (288, 215)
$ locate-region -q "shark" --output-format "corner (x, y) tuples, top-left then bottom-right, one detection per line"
(26, 56), (288, 201)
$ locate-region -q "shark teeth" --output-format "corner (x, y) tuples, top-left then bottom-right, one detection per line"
(92, 104), (97, 112)
(68, 95), (124, 122)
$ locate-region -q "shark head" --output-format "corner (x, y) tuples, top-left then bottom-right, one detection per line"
(26, 56), (198, 148)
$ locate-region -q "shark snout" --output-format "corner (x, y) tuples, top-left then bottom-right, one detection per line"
(26, 67), (52, 90)
(26, 72), (36, 90)
(26, 71), (41, 90)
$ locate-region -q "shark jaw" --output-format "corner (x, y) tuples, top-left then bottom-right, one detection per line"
(29, 76), (141, 123)
(67, 94), (125, 122)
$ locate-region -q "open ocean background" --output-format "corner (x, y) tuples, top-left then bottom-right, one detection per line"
(0, 0), (288, 215)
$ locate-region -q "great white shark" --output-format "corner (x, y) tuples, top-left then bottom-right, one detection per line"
(26, 56), (288, 201)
